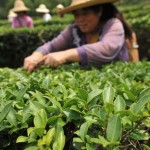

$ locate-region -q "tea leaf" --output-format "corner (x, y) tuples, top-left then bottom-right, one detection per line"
(34, 109), (47, 128)
(91, 136), (110, 147)
(45, 127), (55, 145)
(106, 114), (122, 142)
(103, 86), (115, 104)
(87, 89), (102, 104)
(16, 136), (28, 143)
(29, 101), (44, 115)
(130, 95), (150, 114)
(80, 122), (91, 142)
(57, 131), (66, 150)
(78, 88), (88, 100)
(114, 96), (126, 112)
(16, 85), (29, 101)
(0, 102), (12, 124)
(6, 108), (18, 127)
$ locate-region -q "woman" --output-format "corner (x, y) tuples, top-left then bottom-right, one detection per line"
(36, 4), (52, 22)
(56, 4), (65, 18)
(12, 0), (33, 28)
(24, 0), (133, 73)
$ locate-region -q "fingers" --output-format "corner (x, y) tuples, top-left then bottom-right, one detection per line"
(44, 56), (51, 65)
(44, 55), (59, 68)
(23, 53), (62, 72)
(36, 57), (45, 69)
(23, 52), (45, 72)
(24, 62), (37, 73)
(27, 64), (36, 73)
(23, 58), (37, 73)
(23, 58), (30, 70)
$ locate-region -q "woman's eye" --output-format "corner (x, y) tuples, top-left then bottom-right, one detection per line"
(73, 10), (90, 18)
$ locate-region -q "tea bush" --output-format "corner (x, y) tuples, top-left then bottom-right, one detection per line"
(0, 61), (150, 149)
(0, 24), (66, 68)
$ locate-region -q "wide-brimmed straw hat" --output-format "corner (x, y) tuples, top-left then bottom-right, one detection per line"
(12, 0), (29, 12)
(36, 4), (50, 13)
(59, 0), (119, 14)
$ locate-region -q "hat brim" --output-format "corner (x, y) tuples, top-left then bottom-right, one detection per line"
(13, 8), (29, 12)
(59, 0), (119, 14)
(8, 14), (17, 18)
(36, 8), (50, 13)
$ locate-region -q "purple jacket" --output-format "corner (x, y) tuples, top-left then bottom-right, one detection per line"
(36, 18), (128, 67)
(12, 15), (33, 28)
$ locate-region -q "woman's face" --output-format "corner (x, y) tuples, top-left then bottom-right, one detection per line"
(73, 8), (101, 33)
(16, 11), (26, 16)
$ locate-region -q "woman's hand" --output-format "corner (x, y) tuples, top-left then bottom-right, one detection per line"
(43, 51), (67, 68)
(43, 49), (79, 68)
(24, 52), (44, 73)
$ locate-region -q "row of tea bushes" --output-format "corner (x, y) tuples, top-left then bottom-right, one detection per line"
(118, 2), (150, 61)
(33, 15), (74, 27)
(0, 61), (150, 149)
(0, 15), (74, 28)
(0, 24), (67, 68)
(119, 2), (150, 29)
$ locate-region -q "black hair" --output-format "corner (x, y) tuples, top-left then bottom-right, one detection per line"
(88, 3), (133, 39)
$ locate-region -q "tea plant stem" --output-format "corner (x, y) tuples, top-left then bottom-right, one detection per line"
(130, 139), (141, 150)
(137, 140), (143, 150)
(119, 144), (134, 149)
(122, 118), (146, 144)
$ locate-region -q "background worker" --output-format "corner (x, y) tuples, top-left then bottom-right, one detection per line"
(56, 4), (64, 17)
(36, 4), (52, 22)
(11, 0), (33, 28)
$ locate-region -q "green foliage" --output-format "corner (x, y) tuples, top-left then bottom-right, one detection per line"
(0, 23), (67, 68)
(0, 0), (71, 18)
(0, 61), (150, 149)
(0, 15), (74, 68)
(118, 2), (150, 61)
(119, 2), (150, 29)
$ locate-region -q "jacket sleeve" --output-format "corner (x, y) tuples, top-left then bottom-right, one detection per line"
(77, 18), (125, 66)
(36, 25), (74, 55)
(27, 17), (34, 28)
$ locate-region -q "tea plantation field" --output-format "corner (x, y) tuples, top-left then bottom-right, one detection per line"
(0, 61), (150, 150)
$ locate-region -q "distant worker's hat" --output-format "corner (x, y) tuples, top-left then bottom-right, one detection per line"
(56, 4), (64, 14)
(56, 4), (64, 10)
(12, 0), (29, 12)
(59, 0), (119, 14)
(36, 4), (50, 13)
(8, 9), (17, 18)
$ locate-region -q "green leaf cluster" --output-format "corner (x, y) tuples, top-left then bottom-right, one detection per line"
(0, 61), (150, 149)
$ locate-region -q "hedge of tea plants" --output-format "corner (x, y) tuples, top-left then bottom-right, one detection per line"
(0, 61), (150, 150)
(0, 24), (67, 68)
(0, 15), (74, 68)
(119, 2), (150, 61)
(119, 2), (150, 29)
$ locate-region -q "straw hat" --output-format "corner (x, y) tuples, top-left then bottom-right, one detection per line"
(12, 0), (29, 12)
(56, 4), (64, 10)
(59, 0), (119, 14)
(36, 4), (50, 13)
(8, 10), (17, 18)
